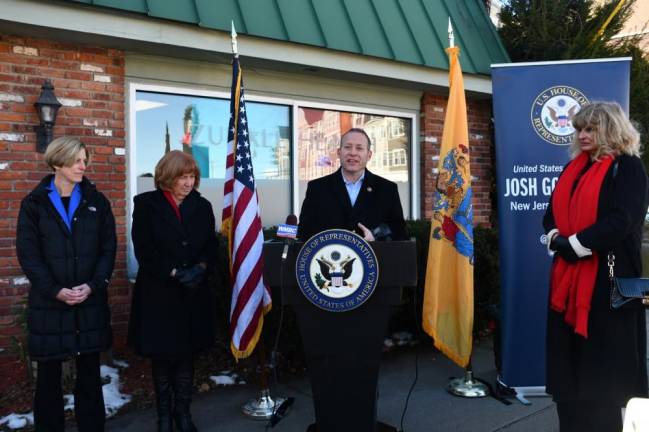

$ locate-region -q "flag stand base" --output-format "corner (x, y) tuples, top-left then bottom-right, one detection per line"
(241, 388), (287, 420)
(446, 370), (489, 398)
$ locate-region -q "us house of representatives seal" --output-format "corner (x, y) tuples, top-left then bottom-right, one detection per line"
(531, 85), (589, 145)
(295, 229), (379, 312)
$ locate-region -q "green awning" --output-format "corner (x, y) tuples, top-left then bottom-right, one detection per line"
(62, 0), (510, 75)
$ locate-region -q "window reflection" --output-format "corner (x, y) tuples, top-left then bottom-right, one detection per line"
(134, 91), (291, 226)
(297, 107), (411, 217)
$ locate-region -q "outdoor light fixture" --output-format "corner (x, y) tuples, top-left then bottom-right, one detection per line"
(34, 80), (62, 153)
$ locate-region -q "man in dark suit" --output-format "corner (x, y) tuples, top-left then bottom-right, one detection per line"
(296, 128), (406, 432)
(298, 128), (406, 242)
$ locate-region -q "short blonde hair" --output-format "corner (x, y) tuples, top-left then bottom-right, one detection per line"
(154, 150), (201, 190)
(570, 101), (641, 160)
(44, 137), (89, 169)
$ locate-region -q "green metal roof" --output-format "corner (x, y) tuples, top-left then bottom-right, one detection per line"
(64, 0), (509, 75)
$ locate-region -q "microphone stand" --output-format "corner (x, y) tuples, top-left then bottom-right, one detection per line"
(241, 239), (291, 422)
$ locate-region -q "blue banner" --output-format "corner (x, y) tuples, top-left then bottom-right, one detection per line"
(492, 58), (631, 389)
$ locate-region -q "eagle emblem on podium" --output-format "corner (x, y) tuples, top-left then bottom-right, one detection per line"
(315, 253), (356, 290)
(295, 229), (379, 312)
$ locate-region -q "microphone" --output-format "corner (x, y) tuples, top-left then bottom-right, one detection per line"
(277, 214), (298, 261)
(371, 223), (393, 241)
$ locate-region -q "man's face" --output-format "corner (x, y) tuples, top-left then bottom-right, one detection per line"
(337, 131), (372, 179)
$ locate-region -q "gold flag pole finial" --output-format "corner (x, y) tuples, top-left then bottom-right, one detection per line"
(231, 21), (238, 57)
(448, 18), (455, 48)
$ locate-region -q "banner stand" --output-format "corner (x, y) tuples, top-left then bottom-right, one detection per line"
(491, 57), (632, 391)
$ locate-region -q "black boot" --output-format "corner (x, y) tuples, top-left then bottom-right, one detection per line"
(152, 359), (174, 432)
(173, 359), (197, 432)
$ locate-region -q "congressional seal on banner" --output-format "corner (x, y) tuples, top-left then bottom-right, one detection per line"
(295, 229), (379, 312)
(531, 85), (589, 146)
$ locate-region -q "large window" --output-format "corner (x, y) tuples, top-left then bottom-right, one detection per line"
(297, 107), (411, 218)
(129, 86), (415, 278)
(131, 88), (415, 225)
(134, 90), (291, 225)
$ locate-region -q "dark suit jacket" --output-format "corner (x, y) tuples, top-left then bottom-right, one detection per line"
(298, 168), (406, 241)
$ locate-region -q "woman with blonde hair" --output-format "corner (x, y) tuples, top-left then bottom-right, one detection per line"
(543, 101), (649, 431)
(128, 150), (217, 432)
(16, 136), (116, 431)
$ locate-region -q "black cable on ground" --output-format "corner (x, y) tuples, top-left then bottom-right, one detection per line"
(398, 283), (422, 432)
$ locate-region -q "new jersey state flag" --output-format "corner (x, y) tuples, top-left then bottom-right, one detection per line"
(422, 46), (474, 368)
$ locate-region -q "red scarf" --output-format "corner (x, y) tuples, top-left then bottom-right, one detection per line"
(550, 152), (613, 337)
(162, 190), (182, 222)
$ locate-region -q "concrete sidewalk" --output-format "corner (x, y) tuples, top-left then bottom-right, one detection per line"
(104, 339), (559, 432)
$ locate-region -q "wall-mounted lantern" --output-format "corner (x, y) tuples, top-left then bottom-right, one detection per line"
(34, 80), (62, 153)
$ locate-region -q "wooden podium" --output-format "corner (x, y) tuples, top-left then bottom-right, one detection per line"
(263, 240), (417, 432)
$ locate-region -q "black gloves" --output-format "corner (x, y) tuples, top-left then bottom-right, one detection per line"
(550, 235), (579, 263)
(174, 264), (206, 291)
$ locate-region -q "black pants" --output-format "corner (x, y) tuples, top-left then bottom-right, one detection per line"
(556, 400), (622, 432)
(34, 353), (105, 432)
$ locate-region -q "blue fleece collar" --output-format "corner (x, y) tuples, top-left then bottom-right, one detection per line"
(47, 178), (82, 231)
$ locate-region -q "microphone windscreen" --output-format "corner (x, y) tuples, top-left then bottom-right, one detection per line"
(286, 214), (298, 225)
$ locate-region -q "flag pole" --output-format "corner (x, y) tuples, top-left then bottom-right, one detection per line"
(442, 18), (489, 398)
(227, 21), (289, 420)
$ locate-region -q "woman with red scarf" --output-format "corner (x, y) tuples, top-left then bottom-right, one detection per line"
(544, 101), (649, 431)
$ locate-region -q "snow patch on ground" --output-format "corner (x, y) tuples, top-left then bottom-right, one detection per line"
(383, 331), (418, 351)
(0, 361), (132, 429)
(210, 375), (236, 385)
(0, 413), (33, 429)
(392, 331), (416, 346)
(210, 371), (245, 386)
(112, 359), (129, 368)
(101, 365), (132, 417)
(63, 394), (74, 411)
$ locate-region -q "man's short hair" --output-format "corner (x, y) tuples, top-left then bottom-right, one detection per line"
(340, 128), (372, 150)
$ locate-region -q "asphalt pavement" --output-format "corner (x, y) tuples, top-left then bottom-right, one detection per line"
(104, 338), (560, 432)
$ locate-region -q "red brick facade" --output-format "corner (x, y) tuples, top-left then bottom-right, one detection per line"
(0, 32), (496, 385)
(420, 93), (493, 227)
(0, 34), (128, 383)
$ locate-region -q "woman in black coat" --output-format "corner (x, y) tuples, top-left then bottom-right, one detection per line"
(16, 136), (116, 432)
(128, 150), (217, 432)
(543, 102), (649, 431)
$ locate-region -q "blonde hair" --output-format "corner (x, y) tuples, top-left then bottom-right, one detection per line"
(154, 150), (201, 190)
(44, 137), (89, 169)
(570, 101), (641, 160)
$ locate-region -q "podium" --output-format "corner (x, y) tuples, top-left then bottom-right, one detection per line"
(263, 240), (417, 432)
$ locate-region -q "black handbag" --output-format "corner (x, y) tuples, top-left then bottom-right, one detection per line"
(608, 253), (649, 309)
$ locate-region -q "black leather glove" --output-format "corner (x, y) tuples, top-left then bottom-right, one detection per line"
(174, 264), (206, 290)
(550, 235), (579, 263)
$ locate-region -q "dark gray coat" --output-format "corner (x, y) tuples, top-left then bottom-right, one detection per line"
(16, 175), (116, 361)
(543, 154), (649, 405)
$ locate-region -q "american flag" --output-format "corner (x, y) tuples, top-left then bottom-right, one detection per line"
(221, 55), (272, 360)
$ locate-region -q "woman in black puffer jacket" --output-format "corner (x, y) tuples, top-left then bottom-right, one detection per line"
(16, 136), (116, 432)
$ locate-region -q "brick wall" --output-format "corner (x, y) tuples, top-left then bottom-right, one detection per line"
(0, 33), (128, 381)
(420, 92), (494, 227)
